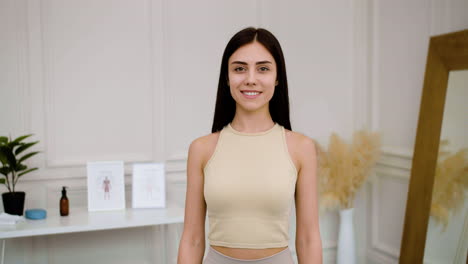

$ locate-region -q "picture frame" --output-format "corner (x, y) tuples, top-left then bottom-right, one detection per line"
(132, 163), (166, 209)
(86, 161), (126, 212)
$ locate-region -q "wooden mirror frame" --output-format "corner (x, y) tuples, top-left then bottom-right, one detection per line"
(399, 29), (468, 264)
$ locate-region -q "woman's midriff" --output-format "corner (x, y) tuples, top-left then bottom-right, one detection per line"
(210, 245), (288, 260)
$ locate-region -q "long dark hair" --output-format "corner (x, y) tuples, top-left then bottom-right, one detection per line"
(211, 27), (292, 133)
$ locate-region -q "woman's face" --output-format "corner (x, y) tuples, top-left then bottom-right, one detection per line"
(227, 41), (277, 114)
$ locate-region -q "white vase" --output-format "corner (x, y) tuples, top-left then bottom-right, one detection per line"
(337, 208), (356, 264)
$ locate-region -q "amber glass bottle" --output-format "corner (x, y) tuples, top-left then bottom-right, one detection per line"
(60, 186), (69, 216)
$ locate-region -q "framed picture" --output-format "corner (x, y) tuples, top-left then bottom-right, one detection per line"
(87, 161), (125, 211)
(132, 163), (166, 208)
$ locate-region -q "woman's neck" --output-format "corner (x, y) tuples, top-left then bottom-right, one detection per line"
(230, 111), (275, 133)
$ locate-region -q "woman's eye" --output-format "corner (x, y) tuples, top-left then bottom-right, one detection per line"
(234, 67), (246, 72)
(258, 66), (270, 72)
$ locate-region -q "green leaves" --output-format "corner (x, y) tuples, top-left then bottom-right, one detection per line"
(15, 141), (39, 156)
(18, 168), (38, 177)
(18, 151), (39, 164)
(0, 146), (17, 166)
(12, 134), (33, 144)
(0, 147), (7, 165)
(16, 164), (27, 171)
(0, 167), (11, 176)
(0, 134), (40, 192)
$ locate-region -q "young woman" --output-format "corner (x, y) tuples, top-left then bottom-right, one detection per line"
(177, 27), (322, 264)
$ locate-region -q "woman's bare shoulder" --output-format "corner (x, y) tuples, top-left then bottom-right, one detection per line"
(190, 132), (220, 150)
(189, 131), (221, 167)
(284, 129), (317, 170)
(284, 129), (316, 148)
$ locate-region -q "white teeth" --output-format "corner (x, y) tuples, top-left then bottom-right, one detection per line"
(243, 92), (259, 96)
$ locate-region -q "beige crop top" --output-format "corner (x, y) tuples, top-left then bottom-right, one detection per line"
(203, 122), (298, 249)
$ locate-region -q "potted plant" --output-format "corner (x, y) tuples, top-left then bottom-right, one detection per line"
(0, 134), (40, 215)
(316, 130), (381, 264)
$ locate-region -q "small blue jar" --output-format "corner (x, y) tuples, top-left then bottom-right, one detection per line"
(25, 209), (47, 220)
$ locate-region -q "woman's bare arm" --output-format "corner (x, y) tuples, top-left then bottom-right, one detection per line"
(177, 138), (208, 264)
(290, 133), (322, 264)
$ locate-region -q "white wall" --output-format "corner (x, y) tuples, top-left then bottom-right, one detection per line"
(1, 0), (466, 263)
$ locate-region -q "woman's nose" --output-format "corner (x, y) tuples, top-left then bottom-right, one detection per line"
(245, 70), (257, 86)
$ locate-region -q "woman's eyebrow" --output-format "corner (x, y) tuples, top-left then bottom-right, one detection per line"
(231, 61), (248, 65)
(256, 61), (273, 65)
(231, 60), (273, 65)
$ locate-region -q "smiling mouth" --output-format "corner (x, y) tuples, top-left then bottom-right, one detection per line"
(241, 91), (262, 99)
(242, 91), (261, 96)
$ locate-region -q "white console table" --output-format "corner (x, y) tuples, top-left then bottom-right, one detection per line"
(0, 203), (185, 264)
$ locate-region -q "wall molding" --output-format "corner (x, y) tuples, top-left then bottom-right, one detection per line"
(161, 0), (170, 160)
(370, 0), (380, 132)
(368, 145), (413, 261)
(40, 0), (55, 169)
(378, 146), (413, 172)
(152, 0), (166, 163)
(39, 0), (157, 168)
(145, 0), (158, 163)
(370, 168), (409, 260)
(19, 156), (187, 182)
(15, 0), (30, 133)
(352, 0), (372, 132)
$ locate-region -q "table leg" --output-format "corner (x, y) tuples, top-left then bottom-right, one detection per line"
(1, 239), (5, 264)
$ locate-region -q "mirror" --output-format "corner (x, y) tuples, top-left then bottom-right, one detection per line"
(399, 29), (468, 264)
(423, 70), (468, 263)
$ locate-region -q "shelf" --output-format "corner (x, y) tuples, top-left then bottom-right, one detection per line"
(0, 202), (185, 239)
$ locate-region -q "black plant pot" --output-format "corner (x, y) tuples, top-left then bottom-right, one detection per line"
(2, 192), (26, 216)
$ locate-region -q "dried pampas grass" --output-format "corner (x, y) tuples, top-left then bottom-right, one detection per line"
(430, 140), (468, 229)
(317, 130), (381, 210)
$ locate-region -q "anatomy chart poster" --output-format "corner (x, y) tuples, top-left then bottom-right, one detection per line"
(132, 163), (166, 208)
(87, 161), (125, 211)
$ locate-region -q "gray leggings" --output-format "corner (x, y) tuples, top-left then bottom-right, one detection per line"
(203, 247), (295, 264)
